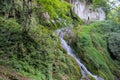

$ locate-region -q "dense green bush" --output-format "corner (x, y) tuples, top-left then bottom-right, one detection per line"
(108, 6), (120, 24)
(36, 0), (71, 19)
(108, 33), (120, 61)
(71, 21), (120, 80)
(0, 0), (120, 80)
(0, 17), (81, 80)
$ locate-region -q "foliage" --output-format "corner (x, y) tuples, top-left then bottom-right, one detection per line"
(0, 0), (13, 17)
(34, 0), (74, 29)
(0, 17), (81, 80)
(108, 6), (120, 24)
(92, 0), (106, 7)
(108, 33), (120, 61)
(0, 0), (82, 29)
(36, 0), (71, 19)
(71, 21), (120, 80)
(91, 0), (109, 9)
(0, 0), (120, 80)
(0, 0), (34, 33)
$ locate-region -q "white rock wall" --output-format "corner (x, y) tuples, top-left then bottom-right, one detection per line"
(70, 0), (106, 21)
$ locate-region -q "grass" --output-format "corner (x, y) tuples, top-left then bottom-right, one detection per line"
(71, 21), (120, 80)
(0, 17), (82, 80)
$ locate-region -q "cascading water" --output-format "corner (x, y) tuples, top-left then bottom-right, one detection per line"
(56, 1), (106, 79)
(57, 29), (104, 80)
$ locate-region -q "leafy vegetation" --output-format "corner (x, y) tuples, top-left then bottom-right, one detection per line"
(71, 21), (120, 80)
(0, 17), (81, 80)
(0, 0), (120, 80)
(37, 0), (70, 19)
(108, 6), (120, 24)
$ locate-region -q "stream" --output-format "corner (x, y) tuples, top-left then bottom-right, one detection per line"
(57, 29), (104, 80)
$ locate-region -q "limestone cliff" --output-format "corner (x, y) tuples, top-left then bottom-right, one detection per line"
(69, 0), (106, 21)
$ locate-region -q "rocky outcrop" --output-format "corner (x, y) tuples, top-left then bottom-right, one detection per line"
(69, 0), (105, 21)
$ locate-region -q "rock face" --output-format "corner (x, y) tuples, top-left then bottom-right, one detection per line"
(42, 12), (50, 21)
(69, 0), (106, 21)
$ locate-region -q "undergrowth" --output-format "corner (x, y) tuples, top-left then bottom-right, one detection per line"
(0, 17), (81, 80)
(71, 21), (120, 80)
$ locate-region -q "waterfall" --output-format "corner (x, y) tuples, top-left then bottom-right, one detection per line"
(57, 29), (104, 80)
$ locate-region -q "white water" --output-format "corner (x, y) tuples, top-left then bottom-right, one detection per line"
(57, 29), (104, 80)
(70, 0), (106, 21)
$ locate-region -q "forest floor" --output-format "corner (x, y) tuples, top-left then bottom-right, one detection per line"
(0, 66), (30, 80)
